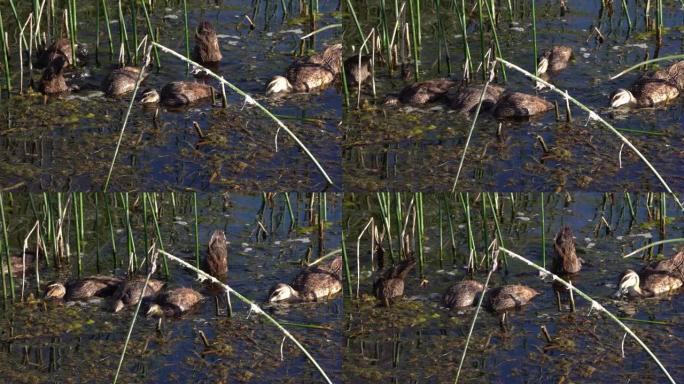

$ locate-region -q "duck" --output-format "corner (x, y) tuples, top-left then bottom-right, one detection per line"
(110, 277), (165, 312)
(268, 256), (343, 303)
(552, 226), (582, 274)
(441, 280), (485, 309)
(384, 78), (457, 106)
(485, 284), (539, 311)
(102, 66), (150, 97)
(140, 81), (215, 107)
(537, 45), (573, 74)
(36, 38), (88, 68)
(344, 54), (371, 87)
(266, 43), (343, 95)
(44, 275), (122, 301)
(146, 287), (203, 317)
(205, 229), (228, 278)
(493, 92), (553, 118)
(39, 54), (71, 94)
(1, 251), (37, 277)
(647, 249), (684, 279)
(373, 257), (416, 306)
(447, 84), (505, 115)
(193, 21), (222, 66)
(614, 269), (682, 298)
(610, 62), (683, 108)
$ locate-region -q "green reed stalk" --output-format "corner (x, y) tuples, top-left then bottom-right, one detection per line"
(101, 0), (114, 56)
(531, 0), (538, 76)
(182, 0), (189, 70)
(142, 194), (149, 259)
(415, 192), (425, 277)
(408, 0), (420, 79)
(444, 195), (457, 264)
(68, 0), (77, 65)
(94, 194), (101, 272)
(121, 193), (137, 269)
(117, 0), (130, 62)
(140, 0), (160, 68)
(540, 192), (546, 268)
(145, 193), (168, 277)
(193, 192), (200, 268)
(74, 194), (82, 277)
(0, 194), (14, 300)
(434, 0), (451, 73)
(656, 0), (663, 45)
(284, 193), (295, 229)
(340, 59), (350, 108)
(460, 193), (476, 268)
(9, 1), (29, 49)
(499, 247), (676, 384)
(621, 0), (632, 30)
(376, 193), (395, 262)
(395, 192), (403, 257)
(484, 0), (506, 81)
(0, 9), (11, 95)
(622, 238), (684, 259)
(130, 0), (138, 64)
(345, 0), (368, 53)
(477, 0), (485, 80)
(104, 194), (117, 265)
(439, 201), (444, 268)
(485, 192), (507, 268)
(625, 192), (636, 219)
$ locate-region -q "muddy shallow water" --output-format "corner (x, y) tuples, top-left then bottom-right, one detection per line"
(343, 1), (684, 191)
(0, 193), (342, 383)
(0, 1), (342, 191)
(343, 193), (684, 383)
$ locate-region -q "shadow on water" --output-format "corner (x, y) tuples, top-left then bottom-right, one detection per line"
(343, 193), (684, 383)
(0, 193), (342, 383)
(0, 1), (342, 191)
(343, 1), (684, 191)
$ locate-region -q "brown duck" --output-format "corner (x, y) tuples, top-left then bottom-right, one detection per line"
(647, 249), (684, 280)
(552, 226), (582, 274)
(110, 277), (165, 312)
(102, 66), (149, 97)
(610, 61), (684, 108)
(344, 54), (371, 87)
(146, 287), (203, 317)
(193, 21), (222, 65)
(266, 43), (343, 95)
(614, 269), (682, 298)
(141, 81), (215, 107)
(39, 54), (70, 94)
(537, 45), (573, 74)
(45, 275), (122, 301)
(448, 84), (505, 115)
(373, 257), (416, 306)
(493, 92), (553, 118)
(485, 284), (539, 311)
(1, 251), (37, 277)
(36, 38), (87, 68)
(441, 280), (485, 309)
(205, 229), (228, 278)
(384, 78), (457, 106)
(268, 256), (343, 303)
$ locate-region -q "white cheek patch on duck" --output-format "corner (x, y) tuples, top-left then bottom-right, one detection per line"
(266, 76), (293, 95)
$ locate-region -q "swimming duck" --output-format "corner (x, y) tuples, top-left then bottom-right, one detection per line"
(268, 257), (343, 303)
(614, 269), (682, 298)
(44, 275), (122, 301)
(647, 249), (684, 280)
(193, 21), (222, 66)
(344, 54), (371, 87)
(485, 284), (539, 311)
(447, 84), (505, 115)
(140, 81), (215, 107)
(537, 46), (573, 74)
(493, 92), (553, 118)
(552, 226), (582, 274)
(441, 280), (485, 309)
(266, 43), (343, 95)
(102, 66), (150, 97)
(146, 287), (203, 317)
(36, 38), (88, 68)
(110, 277), (165, 312)
(384, 78), (457, 106)
(373, 257), (416, 306)
(39, 54), (70, 94)
(205, 229), (228, 278)
(610, 62), (684, 108)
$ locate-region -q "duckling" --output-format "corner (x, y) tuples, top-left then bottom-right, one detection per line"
(384, 78), (457, 106)
(39, 54), (70, 94)
(205, 229), (228, 278)
(537, 45), (573, 74)
(36, 38), (88, 68)
(140, 81), (215, 107)
(493, 92), (553, 118)
(552, 226), (582, 274)
(193, 21), (222, 65)
(447, 84), (505, 115)
(268, 261), (342, 303)
(266, 43), (343, 95)
(146, 287), (203, 317)
(44, 275), (122, 301)
(441, 280), (485, 309)
(110, 277), (165, 312)
(485, 284), (539, 311)
(614, 269), (682, 298)
(344, 54), (371, 87)
(373, 257), (416, 306)
(102, 66), (150, 97)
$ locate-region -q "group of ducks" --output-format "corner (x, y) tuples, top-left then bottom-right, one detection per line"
(30, 229), (344, 317)
(346, 44), (684, 116)
(372, 226), (684, 313)
(37, 21), (344, 105)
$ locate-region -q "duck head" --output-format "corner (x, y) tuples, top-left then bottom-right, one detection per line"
(111, 299), (125, 313)
(266, 76), (293, 95)
(268, 283), (298, 302)
(610, 88), (636, 108)
(536, 51), (551, 75)
(146, 303), (164, 317)
(614, 269), (642, 298)
(44, 282), (66, 299)
(140, 88), (160, 104)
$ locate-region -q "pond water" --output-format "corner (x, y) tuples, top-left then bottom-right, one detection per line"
(343, 1), (684, 191)
(343, 193), (684, 383)
(0, 1), (342, 191)
(0, 193), (342, 383)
